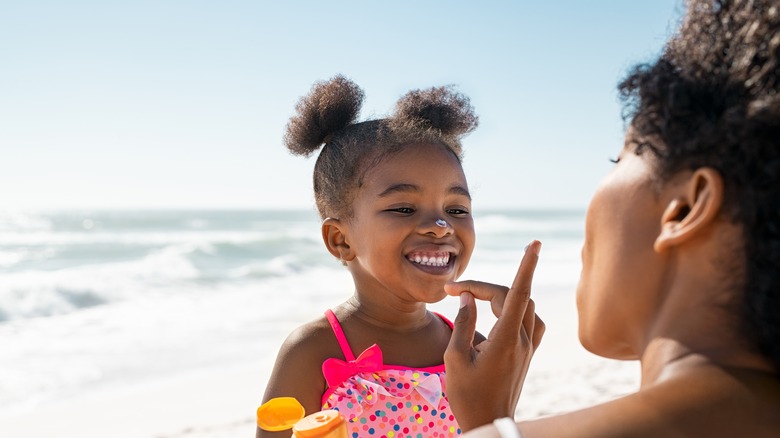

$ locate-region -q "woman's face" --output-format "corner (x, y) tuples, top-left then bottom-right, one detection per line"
(576, 129), (670, 359)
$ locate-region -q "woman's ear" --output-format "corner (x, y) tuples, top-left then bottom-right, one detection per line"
(655, 167), (724, 252)
(322, 218), (355, 262)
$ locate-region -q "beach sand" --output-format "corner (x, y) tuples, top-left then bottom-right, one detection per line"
(3, 291), (639, 438)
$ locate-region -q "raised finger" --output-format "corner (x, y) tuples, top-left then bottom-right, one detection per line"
(492, 240), (541, 343)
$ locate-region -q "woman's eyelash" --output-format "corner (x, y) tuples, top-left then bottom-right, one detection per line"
(609, 157), (621, 164)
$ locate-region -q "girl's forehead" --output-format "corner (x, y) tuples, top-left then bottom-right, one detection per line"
(374, 144), (464, 176)
(381, 142), (461, 166)
(359, 146), (469, 195)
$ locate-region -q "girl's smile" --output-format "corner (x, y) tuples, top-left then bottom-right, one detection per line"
(406, 248), (454, 269)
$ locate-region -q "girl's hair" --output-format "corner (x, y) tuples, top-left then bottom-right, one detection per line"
(618, 0), (780, 369)
(284, 75), (478, 220)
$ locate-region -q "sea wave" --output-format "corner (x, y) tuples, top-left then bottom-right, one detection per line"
(0, 243), (343, 321)
(0, 209), (584, 322)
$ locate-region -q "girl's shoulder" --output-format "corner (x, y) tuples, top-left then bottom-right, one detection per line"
(278, 315), (342, 363)
(262, 315), (345, 424)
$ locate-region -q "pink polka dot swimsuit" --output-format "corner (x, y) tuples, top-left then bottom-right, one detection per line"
(321, 309), (462, 437)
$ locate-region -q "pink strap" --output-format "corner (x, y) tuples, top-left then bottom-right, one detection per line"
(324, 309), (454, 362)
(324, 309), (356, 361)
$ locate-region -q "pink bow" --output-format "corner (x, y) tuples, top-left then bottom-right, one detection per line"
(322, 344), (384, 388)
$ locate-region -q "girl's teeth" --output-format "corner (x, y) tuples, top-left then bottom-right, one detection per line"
(409, 253), (450, 267)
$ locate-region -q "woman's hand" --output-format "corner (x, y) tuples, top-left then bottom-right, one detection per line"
(443, 240), (545, 432)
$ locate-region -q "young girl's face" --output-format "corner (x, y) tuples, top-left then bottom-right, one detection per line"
(344, 142), (475, 304)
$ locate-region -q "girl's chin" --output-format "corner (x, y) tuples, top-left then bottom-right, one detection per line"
(418, 290), (448, 304)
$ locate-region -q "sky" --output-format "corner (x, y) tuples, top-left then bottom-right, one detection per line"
(0, 0), (684, 211)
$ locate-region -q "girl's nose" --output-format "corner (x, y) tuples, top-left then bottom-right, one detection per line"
(421, 217), (453, 237)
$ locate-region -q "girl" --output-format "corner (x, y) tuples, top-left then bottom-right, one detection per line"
(258, 76), (482, 438)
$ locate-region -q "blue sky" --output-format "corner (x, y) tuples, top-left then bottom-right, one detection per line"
(0, 1), (683, 210)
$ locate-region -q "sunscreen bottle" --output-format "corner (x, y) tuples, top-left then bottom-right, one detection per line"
(257, 397), (347, 438)
(291, 409), (347, 438)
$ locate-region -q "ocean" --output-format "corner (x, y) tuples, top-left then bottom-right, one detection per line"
(0, 209), (591, 420)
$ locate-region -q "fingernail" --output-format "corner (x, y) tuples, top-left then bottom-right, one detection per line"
(459, 293), (469, 308)
(525, 240), (541, 255)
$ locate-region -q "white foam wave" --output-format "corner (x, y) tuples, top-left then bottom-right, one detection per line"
(0, 211), (53, 232)
(0, 244), (201, 320)
(475, 213), (584, 234)
(0, 229), (321, 246)
(0, 267), (354, 415)
(0, 247), (58, 269)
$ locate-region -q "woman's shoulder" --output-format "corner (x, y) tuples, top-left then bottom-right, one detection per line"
(517, 365), (780, 437)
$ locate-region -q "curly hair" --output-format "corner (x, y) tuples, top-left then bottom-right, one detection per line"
(618, 0), (780, 370)
(284, 75), (479, 220)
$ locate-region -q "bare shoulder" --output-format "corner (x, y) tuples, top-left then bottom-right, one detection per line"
(276, 316), (341, 360)
(650, 366), (780, 436)
(268, 316), (343, 387)
(260, 316), (342, 419)
(515, 367), (780, 438)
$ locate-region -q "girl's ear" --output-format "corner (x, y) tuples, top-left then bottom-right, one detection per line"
(654, 167), (724, 252)
(322, 218), (355, 262)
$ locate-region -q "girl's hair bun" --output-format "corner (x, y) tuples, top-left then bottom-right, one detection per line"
(284, 75), (365, 157)
(393, 85), (478, 138)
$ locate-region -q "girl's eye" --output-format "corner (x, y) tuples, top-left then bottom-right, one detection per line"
(447, 208), (470, 216)
(609, 157), (621, 164)
(389, 207), (415, 214)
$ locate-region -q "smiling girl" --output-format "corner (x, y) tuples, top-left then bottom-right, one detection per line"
(258, 76), (482, 437)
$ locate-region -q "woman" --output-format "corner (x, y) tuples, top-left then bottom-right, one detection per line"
(444, 0), (780, 436)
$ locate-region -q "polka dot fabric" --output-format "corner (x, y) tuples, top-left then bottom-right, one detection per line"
(322, 369), (460, 437)
(321, 310), (461, 437)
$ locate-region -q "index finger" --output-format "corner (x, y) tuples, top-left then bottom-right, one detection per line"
(444, 280), (509, 301)
(492, 240), (541, 342)
(445, 280), (510, 318)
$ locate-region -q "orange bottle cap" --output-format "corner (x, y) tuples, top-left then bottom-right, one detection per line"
(292, 410), (345, 437)
(256, 397), (306, 431)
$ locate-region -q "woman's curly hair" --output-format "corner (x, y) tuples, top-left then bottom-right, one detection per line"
(284, 75), (478, 220)
(619, 0), (780, 369)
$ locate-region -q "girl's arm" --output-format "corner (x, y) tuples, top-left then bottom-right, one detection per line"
(256, 322), (332, 438)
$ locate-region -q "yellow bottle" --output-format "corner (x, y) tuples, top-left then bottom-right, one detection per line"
(257, 397), (347, 438)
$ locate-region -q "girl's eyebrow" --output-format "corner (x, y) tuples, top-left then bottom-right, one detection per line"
(378, 183), (418, 197)
(378, 183), (471, 199)
(450, 186), (472, 199)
